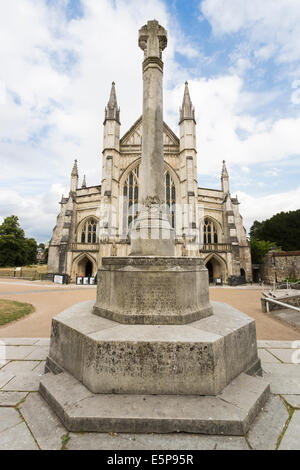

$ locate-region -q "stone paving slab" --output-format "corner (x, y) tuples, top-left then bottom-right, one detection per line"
(0, 338), (39, 346)
(19, 393), (67, 450)
(0, 371), (14, 388)
(247, 395), (289, 450)
(25, 346), (49, 361)
(282, 395), (300, 408)
(0, 391), (28, 406)
(258, 349), (281, 363)
(66, 432), (250, 450)
(0, 407), (22, 433)
(257, 341), (297, 348)
(1, 360), (41, 373)
(2, 373), (43, 391)
(278, 411), (300, 450)
(268, 349), (298, 364)
(0, 422), (38, 450)
(0, 339), (300, 450)
(3, 345), (39, 360)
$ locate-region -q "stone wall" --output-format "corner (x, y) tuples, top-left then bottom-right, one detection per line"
(263, 251), (300, 284)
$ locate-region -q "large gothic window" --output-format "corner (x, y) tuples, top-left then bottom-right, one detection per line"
(203, 218), (218, 244)
(165, 171), (176, 228)
(122, 167), (139, 235)
(80, 219), (97, 243)
(122, 166), (177, 235)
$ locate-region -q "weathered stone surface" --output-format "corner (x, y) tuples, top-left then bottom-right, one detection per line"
(247, 395), (289, 450)
(67, 432), (249, 450)
(39, 371), (269, 435)
(0, 391), (28, 406)
(0, 422), (38, 450)
(279, 411), (300, 450)
(0, 407), (22, 433)
(47, 300), (260, 396)
(19, 393), (67, 450)
(94, 257), (212, 325)
(3, 373), (42, 391)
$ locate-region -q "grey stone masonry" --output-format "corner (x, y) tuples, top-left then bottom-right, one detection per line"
(94, 257), (213, 324)
(0, 339), (298, 449)
(130, 20), (174, 256)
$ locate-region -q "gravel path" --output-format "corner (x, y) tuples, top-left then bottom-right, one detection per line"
(0, 280), (299, 340)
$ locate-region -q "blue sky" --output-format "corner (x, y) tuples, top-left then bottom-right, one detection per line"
(0, 0), (299, 242)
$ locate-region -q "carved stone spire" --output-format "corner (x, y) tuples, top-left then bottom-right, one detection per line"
(221, 160), (229, 193)
(82, 174), (86, 189)
(222, 160), (229, 178)
(71, 159), (78, 177)
(179, 81), (195, 124)
(104, 82), (120, 124)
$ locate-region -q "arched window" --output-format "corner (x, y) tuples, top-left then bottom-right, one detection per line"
(80, 219), (97, 243)
(122, 167), (139, 235)
(203, 218), (218, 244)
(165, 171), (176, 228)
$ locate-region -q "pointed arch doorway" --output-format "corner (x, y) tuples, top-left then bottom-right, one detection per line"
(76, 255), (96, 278)
(204, 255), (227, 284)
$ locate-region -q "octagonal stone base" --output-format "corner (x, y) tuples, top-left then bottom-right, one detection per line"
(44, 300), (262, 396)
(39, 370), (270, 435)
(93, 257), (213, 325)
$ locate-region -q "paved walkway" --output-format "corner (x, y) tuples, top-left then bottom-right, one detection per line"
(0, 339), (300, 450)
(0, 280), (299, 339)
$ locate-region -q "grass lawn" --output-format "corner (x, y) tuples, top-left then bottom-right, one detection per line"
(0, 299), (35, 326)
(0, 264), (47, 274)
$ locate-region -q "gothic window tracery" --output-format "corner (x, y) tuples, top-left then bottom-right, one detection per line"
(203, 218), (218, 244)
(122, 168), (139, 235)
(164, 171), (176, 228)
(122, 165), (177, 235)
(80, 219), (97, 244)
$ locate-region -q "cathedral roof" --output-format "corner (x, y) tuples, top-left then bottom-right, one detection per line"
(120, 116), (179, 146)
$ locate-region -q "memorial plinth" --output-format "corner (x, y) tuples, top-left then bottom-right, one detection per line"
(40, 19), (270, 436)
(93, 257), (213, 324)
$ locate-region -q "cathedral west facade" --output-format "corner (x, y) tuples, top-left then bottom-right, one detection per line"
(47, 81), (252, 284)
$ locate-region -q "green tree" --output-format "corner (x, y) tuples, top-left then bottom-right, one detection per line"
(250, 210), (300, 251)
(0, 216), (38, 267)
(250, 238), (281, 264)
(25, 238), (38, 265)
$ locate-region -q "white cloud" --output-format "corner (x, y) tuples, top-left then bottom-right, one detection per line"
(201, 0), (300, 63)
(238, 186), (300, 233)
(167, 75), (300, 175)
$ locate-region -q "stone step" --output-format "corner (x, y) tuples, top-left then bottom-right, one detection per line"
(39, 371), (270, 436)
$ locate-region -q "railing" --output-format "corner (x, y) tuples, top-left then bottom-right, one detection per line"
(199, 243), (231, 253)
(0, 270), (48, 281)
(263, 296), (300, 313)
(69, 243), (100, 251)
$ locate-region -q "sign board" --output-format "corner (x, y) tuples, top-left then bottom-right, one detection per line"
(83, 277), (89, 285)
(54, 275), (64, 284)
(76, 277), (83, 285)
(15, 267), (22, 272)
(89, 277), (95, 285)
(216, 277), (222, 285)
